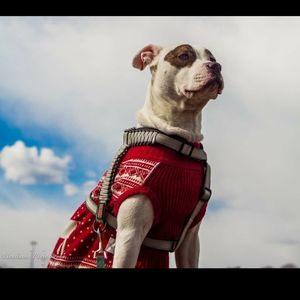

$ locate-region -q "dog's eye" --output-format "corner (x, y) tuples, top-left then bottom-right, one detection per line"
(178, 53), (189, 61)
(210, 56), (216, 62)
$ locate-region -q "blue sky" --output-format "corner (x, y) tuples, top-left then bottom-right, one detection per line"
(1, 16), (300, 268)
(0, 105), (102, 206)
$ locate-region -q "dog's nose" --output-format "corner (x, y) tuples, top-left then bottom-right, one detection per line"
(206, 62), (222, 73)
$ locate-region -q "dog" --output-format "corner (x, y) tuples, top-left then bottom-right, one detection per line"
(48, 44), (224, 268)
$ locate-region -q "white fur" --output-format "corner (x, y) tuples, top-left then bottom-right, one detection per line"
(112, 195), (153, 268)
(112, 44), (223, 268)
(136, 45), (223, 143)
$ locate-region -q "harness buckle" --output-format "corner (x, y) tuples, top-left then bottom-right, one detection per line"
(179, 143), (192, 156)
(200, 188), (212, 202)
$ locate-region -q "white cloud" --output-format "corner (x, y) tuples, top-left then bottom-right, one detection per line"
(64, 183), (79, 197)
(1, 17), (300, 267)
(85, 170), (97, 178)
(0, 140), (71, 185)
(0, 176), (83, 268)
(0, 203), (70, 268)
(64, 180), (97, 197)
(82, 180), (98, 196)
(200, 207), (300, 268)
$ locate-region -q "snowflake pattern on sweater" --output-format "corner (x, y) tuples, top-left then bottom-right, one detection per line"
(111, 159), (160, 198)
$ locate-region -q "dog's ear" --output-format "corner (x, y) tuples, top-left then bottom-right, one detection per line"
(132, 44), (162, 71)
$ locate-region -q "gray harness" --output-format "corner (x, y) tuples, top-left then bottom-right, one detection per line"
(86, 127), (212, 252)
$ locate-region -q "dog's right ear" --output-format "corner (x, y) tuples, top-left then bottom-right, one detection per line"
(132, 44), (162, 71)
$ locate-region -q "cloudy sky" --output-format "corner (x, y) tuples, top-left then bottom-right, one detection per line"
(0, 16), (299, 268)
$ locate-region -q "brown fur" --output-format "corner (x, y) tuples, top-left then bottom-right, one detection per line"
(164, 44), (197, 68)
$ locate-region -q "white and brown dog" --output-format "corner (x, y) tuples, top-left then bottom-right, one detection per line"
(48, 43), (223, 269)
(113, 44), (224, 267)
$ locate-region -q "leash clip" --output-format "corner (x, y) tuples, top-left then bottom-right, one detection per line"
(94, 228), (107, 268)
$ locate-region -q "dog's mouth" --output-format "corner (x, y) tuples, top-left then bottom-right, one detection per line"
(183, 77), (224, 99)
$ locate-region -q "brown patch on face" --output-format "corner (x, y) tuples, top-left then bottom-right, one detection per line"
(164, 44), (197, 68)
(204, 49), (216, 62)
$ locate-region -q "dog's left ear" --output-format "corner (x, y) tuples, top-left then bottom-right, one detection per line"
(132, 44), (162, 71)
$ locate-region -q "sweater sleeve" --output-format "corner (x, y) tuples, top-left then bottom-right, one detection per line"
(108, 158), (162, 225)
(110, 185), (161, 225)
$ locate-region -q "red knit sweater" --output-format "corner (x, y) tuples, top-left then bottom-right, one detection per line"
(48, 144), (208, 269)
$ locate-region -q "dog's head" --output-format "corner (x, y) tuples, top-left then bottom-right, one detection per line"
(133, 44), (224, 106)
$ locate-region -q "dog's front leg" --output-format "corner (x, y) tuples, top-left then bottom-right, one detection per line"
(175, 223), (201, 268)
(112, 195), (154, 268)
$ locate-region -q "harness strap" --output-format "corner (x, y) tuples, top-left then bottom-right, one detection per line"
(86, 162), (212, 252)
(87, 127), (212, 252)
(173, 164), (211, 252)
(123, 127), (207, 161)
(86, 195), (177, 251)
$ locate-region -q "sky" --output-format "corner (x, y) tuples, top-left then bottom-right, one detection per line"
(0, 16), (300, 268)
